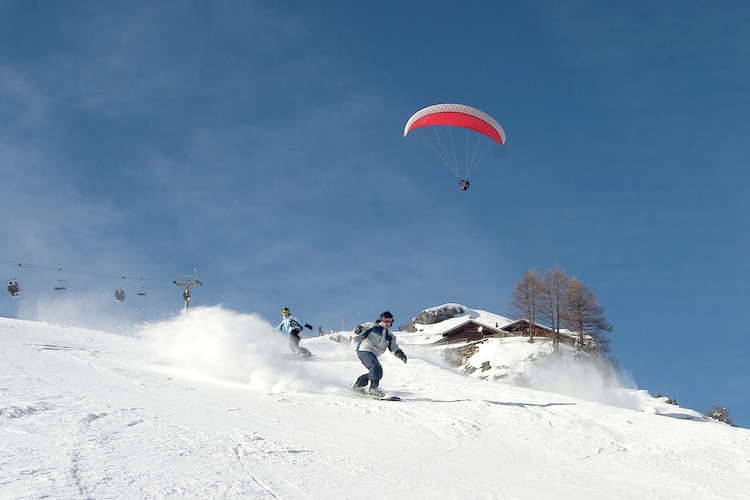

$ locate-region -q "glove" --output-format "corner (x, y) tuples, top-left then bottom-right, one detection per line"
(395, 350), (407, 363)
(305, 323), (313, 330)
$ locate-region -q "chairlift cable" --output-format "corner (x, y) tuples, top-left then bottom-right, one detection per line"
(1, 259), (173, 283)
(3, 259), (200, 303)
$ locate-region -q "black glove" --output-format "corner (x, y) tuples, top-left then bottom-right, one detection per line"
(395, 350), (407, 363)
(305, 323), (313, 330)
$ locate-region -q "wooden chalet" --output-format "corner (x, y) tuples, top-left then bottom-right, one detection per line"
(433, 318), (577, 347)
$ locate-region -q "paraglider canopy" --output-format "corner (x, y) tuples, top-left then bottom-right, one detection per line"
(404, 103), (505, 187)
(404, 103), (506, 146)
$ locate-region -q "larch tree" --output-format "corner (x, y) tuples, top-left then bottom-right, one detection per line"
(508, 269), (541, 342)
(509, 267), (613, 356)
(538, 267), (569, 352)
(561, 276), (612, 355)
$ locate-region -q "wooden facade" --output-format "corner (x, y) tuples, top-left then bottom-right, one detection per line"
(434, 318), (577, 347)
(433, 320), (503, 345)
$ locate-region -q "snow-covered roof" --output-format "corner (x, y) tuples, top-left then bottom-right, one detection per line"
(398, 304), (516, 346)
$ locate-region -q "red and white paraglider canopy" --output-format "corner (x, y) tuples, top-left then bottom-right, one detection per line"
(404, 103), (506, 146)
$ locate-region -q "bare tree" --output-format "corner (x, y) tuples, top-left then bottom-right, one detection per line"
(509, 267), (614, 355)
(538, 267), (569, 352)
(561, 277), (612, 355)
(508, 269), (541, 342)
(707, 405), (734, 426)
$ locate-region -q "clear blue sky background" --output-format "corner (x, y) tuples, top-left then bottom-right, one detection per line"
(2, 1), (749, 426)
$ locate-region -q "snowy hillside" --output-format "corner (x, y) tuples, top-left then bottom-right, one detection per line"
(401, 304), (640, 409)
(2, 306), (749, 499)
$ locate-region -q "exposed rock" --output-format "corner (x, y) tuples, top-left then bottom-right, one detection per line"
(405, 303), (468, 332)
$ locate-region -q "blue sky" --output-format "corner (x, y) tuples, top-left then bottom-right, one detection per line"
(2, 1), (749, 426)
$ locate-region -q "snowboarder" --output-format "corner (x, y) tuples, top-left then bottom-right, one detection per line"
(277, 307), (313, 355)
(352, 311), (407, 397)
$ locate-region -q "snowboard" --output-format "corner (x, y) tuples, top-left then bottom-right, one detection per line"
(282, 352), (313, 360)
(351, 386), (401, 401)
(369, 395), (401, 401)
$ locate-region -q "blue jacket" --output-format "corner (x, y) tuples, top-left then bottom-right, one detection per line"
(277, 315), (305, 334)
(356, 324), (401, 358)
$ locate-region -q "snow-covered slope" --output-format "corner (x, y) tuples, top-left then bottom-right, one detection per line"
(2, 306), (749, 499)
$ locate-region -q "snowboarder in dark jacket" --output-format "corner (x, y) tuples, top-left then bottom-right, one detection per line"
(352, 311), (407, 397)
(277, 307), (313, 355)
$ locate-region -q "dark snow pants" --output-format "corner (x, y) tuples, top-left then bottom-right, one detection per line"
(355, 350), (383, 388)
(288, 329), (301, 353)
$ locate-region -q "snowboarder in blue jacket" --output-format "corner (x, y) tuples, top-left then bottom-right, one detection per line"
(277, 307), (313, 355)
(352, 311), (407, 397)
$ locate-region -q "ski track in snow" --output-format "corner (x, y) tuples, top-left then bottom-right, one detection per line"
(2, 312), (750, 499)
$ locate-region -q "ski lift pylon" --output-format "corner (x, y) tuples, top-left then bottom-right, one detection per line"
(174, 269), (201, 311)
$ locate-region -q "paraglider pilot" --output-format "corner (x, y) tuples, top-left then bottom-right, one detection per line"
(459, 180), (470, 190)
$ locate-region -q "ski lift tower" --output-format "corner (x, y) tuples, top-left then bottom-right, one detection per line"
(173, 269), (202, 312)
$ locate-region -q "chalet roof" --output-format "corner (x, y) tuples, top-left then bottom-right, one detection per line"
(396, 304), (579, 348)
(397, 306), (516, 346)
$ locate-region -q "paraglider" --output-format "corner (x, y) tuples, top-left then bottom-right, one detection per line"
(404, 103), (505, 189)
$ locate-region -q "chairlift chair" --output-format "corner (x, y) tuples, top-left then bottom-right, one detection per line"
(6, 263), (21, 297)
(114, 288), (125, 302)
(137, 278), (147, 296)
(53, 268), (67, 291)
(6, 280), (20, 298)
